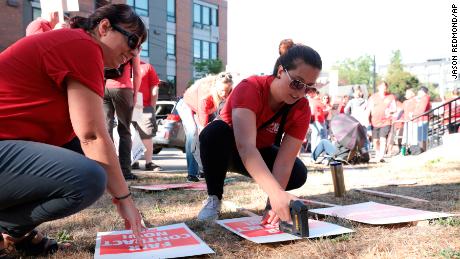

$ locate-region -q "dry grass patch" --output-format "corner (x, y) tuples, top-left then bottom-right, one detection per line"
(21, 150), (460, 259)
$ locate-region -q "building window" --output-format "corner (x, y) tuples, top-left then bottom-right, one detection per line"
(167, 34), (175, 56)
(32, 7), (41, 20)
(167, 0), (175, 23)
(127, 0), (148, 16)
(194, 39), (218, 60)
(210, 42), (218, 60)
(140, 38), (148, 57)
(211, 8), (218, 26)
(193, 3), (218, 28)
(193, 39), (201, 59)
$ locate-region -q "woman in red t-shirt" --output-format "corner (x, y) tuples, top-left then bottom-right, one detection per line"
(176, 72), (233, 182)
(0, 4), (147, 256)
(197, 44), (322, 224)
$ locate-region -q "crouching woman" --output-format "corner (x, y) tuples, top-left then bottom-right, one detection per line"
(198, 44), (322, 224)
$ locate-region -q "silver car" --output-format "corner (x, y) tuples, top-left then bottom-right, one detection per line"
(153, 100), (186, 154)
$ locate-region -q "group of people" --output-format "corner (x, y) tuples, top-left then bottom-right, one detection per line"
(0, 4), (323, 256)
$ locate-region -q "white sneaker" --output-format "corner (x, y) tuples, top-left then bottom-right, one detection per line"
(197, 195), (221, 221)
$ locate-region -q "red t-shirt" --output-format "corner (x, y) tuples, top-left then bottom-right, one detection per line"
(105, 61), (133, 89)
(309, 97), (325, 123)
(220, 75), (311, 149)
(138, 62), (160, 107)
(0, 29), (104, 146)
(26, 18), (53, 36)
(413, 95), (431, 122)
(369, 92), (396, 127)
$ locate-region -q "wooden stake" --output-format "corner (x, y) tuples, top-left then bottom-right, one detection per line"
(352, 188), (429, 203)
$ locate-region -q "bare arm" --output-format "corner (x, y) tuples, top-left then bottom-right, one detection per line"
(67, 79), (144, 245)
(271, 134), (303, 189)
(151, 85), (159, 108)
(132, 55), (141, 104)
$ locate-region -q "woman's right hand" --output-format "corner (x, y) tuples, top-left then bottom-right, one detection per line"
(264, 190), (298, 224)
(114, 197), (145, 247)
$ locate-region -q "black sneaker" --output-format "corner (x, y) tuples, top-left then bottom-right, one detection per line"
(186, 175), (199, 182)
(198, 171), (205, 179)
(123, 173), (138, 181)
(145, 162), (162, 171)
(131, 161), (140, 170)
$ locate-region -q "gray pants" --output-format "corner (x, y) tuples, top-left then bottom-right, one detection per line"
(103, 87), (134, 175)
(0, 140), (106, 238)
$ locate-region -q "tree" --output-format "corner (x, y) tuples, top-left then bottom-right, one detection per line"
(333, 55), (373, 86)
(194, 59), (224, 75)
(385, 50), (420, 98)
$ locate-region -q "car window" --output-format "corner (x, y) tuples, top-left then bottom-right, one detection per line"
(156, 104), (174, 116)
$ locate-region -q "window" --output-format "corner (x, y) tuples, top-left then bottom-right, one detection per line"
(167, 34), (175, 56)
(202, 41), (209, 59)
(202, 6), (210, 25)
(127, 0), (148, 16)
(194, 39), (218, 60)
(193, 39), (201, 59)
(210, 42), (218, 60)
(32, 7), (41, 20)
(193, 3), (218, 27)
(193, 4), (201, 24)
(167, 0), (175, 23)
(211, 8), (218, 26)
(140, 38), (148, 57)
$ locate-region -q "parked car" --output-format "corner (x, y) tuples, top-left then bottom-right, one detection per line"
(153, 100), (186, 154)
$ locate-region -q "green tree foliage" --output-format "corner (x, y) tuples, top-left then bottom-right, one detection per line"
(385, 50), (420, 98)
(334, 55), (374, 86)
(194, 59), (224, 75)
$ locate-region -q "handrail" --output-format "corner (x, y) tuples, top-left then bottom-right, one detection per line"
(409, 96), (460, 122)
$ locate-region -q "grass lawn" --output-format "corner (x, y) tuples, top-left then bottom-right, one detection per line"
(25, 145), (460, 258)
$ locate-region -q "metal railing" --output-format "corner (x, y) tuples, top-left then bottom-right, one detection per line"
(406, 96), (460, 150)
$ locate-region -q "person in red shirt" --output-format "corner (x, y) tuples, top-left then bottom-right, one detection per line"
(444, 88), (460, 133)
(176, 72), (233, 182)
(197, 44), (321, 223)
(413, 86), (431, 151)
(104, 52), (141, 180)
(367, 81), (397, 162)
(25, 11), (59, 36)
(307, 89), (327, 152)
(131, 62), (161, 171)
(0, 4), (147, 256)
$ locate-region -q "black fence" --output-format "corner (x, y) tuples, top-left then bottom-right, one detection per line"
(406, 96), (460, 150)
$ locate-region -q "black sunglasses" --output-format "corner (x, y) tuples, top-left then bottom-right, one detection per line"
(111, 24), (140, 50)
(284, 69), (315, 91)
(219, 73), (232, 79)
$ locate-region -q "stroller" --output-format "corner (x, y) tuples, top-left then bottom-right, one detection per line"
(321, 114), (370, 165)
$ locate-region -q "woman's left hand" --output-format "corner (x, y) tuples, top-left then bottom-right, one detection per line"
(114, 198), (146, 247)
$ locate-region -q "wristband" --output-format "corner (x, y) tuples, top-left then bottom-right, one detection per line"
(114, 192), (132, 201)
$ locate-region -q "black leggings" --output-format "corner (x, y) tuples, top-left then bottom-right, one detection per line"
(199, 120), (308, 200)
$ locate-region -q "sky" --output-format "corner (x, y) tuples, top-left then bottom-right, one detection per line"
(227, 0), (454, 75)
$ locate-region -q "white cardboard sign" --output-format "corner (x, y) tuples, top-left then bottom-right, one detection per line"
(130, 182), (207, 191)
(94, 223), (214, 259)
(311, 201), (452, 225)
(216, 216), (354, 244)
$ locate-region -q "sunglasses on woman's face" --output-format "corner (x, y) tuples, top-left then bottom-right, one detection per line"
(111, 24), (140, 50)
(284, 69), (315, 91)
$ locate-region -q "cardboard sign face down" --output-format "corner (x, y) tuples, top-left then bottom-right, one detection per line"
(216, 216), (353, 243)
(130, 182), (207, 191)
(94, 223), (214, 259)
(310, 201), (453, 225)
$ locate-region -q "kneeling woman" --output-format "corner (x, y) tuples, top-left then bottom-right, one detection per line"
(198, 44), (322, 223)
(0, 4), (146, 256)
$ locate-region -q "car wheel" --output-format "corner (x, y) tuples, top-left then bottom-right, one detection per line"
(153, 146), (163, 154)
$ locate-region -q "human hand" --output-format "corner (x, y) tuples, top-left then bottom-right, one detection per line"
(264, 190), (297, 224)
(114, 198), (146, 247)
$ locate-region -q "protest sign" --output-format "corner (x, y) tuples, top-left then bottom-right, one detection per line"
(311, 201), (453, 225)
(130, 182), (207, 191)
(95, 223), (214, 258)
(216, 216), (353, 244)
